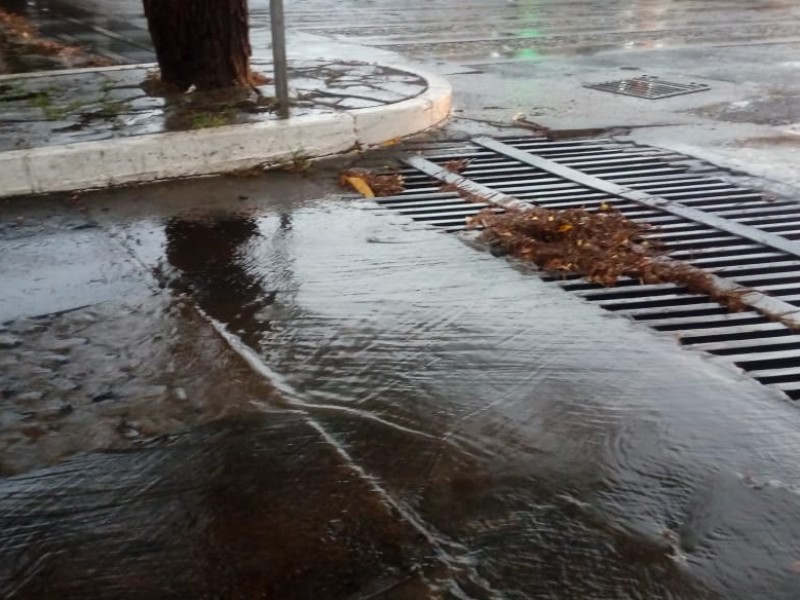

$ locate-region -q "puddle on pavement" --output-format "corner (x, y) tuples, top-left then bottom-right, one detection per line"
(3, 172), (800, 598)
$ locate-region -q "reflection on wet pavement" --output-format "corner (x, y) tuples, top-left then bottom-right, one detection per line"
(164, 215), (270, 346)
(4, 172), (800, 597)
(0, 295), (286, 476)
(0, 415), (442, 599)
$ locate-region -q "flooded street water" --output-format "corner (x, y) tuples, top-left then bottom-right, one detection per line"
(3, 173), (800, 597)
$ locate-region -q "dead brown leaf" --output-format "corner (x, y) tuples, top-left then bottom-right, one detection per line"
(443, 158), (473, 174)
(339, 168), (405, 197)
(250, 71), (272, 86)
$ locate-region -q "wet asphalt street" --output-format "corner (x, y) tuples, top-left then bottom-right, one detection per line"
(10, 0), (800, 62)
(5, 1), (800, 598)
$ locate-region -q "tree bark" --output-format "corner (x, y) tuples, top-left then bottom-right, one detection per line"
(142, 0), (252, 92)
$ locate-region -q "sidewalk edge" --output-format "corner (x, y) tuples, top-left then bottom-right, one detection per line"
(0, 64), (451, 198)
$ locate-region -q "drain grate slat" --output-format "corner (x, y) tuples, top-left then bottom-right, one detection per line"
(728, 272), (800, 285)
(711, 261), (800, 276)
(647, 313), (769, 330)
(633, 183), (742, 195)
(473, 137), (800, 261)
(378, 198), (471, 209)
(396, 207), (497, 220)
(688, 253), (787, 268)
(677, 323), (792, 344)
(577, 285), (685, 299)
(713, 205), (800, 218)
(757, 221), (800, 231)
(652, 233), (733, 244)
(677, 199), (786, 212)
(615, 304), (730, 319)
(669, 244), (769, 258)
(693, 336), (800, 355)
(657, 237), (745, 250)
(376, 135), (800, 400)
(747, 366), (800, 382)
(614, 174), (728, 185)
(600, 295), (716, 311)
(731, 349), (800, 366)
(653, 191), (762, 203)
(767, 381), (800, 399)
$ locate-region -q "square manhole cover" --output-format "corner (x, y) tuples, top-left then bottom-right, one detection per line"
(584, 75), (710, 99)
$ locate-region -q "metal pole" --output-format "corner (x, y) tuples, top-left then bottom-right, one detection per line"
(270, 0), (290, 117)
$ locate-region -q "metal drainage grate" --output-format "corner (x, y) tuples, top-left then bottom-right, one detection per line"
(584, 75), (710, 99)
(368, 136), (800, 400)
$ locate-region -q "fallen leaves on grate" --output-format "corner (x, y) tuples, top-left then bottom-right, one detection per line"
(467, 205), (749, 311)
(339, 169), (405, 198)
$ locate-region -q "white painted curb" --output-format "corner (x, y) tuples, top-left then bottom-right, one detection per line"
(351, 64), (452, 146)
(0, 64), (451, 198)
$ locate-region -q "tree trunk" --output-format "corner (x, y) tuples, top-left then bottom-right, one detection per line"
(142, 0), (252, 92)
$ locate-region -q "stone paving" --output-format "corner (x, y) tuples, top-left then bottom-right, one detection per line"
(0, 58), (428, 152)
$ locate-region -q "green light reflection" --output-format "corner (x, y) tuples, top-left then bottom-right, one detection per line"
(514, 0), (542, 62)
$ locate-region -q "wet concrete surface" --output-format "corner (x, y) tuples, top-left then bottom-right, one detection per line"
(0, 59), (426, 151)
(4, 172), (800, 597)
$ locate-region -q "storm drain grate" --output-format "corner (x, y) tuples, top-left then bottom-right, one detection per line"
(367, 135), (800, 400)
(584, 75), (710, 99)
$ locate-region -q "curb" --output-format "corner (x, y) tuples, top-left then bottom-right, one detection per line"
(0, 64), (451, 198)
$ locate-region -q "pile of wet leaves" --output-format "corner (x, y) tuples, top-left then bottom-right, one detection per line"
(336, 165), (749, 311)
(467, 204), (748, 311)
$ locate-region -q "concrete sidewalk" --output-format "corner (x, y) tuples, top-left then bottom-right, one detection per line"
(0, 51), (451, 198)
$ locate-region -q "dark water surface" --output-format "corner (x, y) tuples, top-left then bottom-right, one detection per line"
(3, 174), (800, 598)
